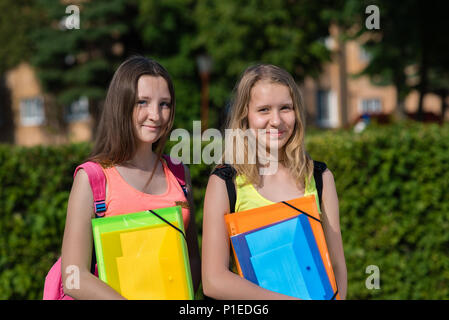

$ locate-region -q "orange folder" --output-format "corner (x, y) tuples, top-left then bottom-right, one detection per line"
(224, 195), (340, 299)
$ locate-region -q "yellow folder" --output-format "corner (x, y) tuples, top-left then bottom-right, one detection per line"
(92, 206), (193, 299)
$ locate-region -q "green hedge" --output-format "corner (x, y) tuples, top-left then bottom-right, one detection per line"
(307, 122), (449, 299)
(1, 122), (448, 299)
(0, 143), (91, 299)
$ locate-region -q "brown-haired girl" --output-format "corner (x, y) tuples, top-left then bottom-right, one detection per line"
(61, 56), (200, 299)
(202, 64), (347, 299)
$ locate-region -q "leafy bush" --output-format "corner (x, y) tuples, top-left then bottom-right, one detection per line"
(0, 143), (91, 299)
(307, 122), (449, 299)
(1, 122), (448, 299)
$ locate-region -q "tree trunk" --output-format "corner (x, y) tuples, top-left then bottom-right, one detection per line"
(395, 97), (406, 121)
(0, 74), (14, 143)
(337, 30), (348, 128)
(417, 2), (429, 122)
(417, 77), (427, 122)
(440, 92), (448, 124)
(393, 73), (407, 121)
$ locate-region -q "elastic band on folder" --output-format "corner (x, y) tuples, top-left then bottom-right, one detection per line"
(331, 289), (339, 300)
(148, 210), (186, 241)
(281, 201), (321, 224)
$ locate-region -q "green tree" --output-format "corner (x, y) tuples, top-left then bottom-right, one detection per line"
(324, 0), (416, 119)
(194, 0), (334, 127)
(30, 0), (143, 132)
(0, 0), (40, 143)
(0, 0), (39, 74)
(415, 0), (449, 121)
(362, 0), (418, 120)
(137, 0), (201, 131)
(328, 0), (449, 121)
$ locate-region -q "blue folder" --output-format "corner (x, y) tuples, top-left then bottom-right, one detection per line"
(230, 215), (335, 300)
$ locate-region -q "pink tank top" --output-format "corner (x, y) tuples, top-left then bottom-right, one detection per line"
(101, 159), (191, 229)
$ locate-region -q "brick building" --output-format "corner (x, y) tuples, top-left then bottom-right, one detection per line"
(1, 33), (447, 146)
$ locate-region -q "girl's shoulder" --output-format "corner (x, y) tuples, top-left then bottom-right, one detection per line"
(211, 164), (237, 181)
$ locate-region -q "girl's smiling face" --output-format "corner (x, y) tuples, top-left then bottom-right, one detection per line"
(133, 75), (172, 146)
(247, 80), (296, 151)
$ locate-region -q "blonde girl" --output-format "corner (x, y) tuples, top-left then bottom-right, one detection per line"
(202, 64), (347, 299)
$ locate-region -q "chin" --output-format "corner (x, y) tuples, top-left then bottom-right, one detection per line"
(138, 133), (162, 145)
(265, 136), (288, 147)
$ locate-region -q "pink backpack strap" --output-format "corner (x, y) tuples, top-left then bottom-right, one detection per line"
(74, 161), (107, 217)
(162, 154), (187, 196)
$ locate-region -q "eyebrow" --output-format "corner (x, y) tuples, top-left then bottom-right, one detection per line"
(137, 96), (171, 101)
(255, 102), (293, 108)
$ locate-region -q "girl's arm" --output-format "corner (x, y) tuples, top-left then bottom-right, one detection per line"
(321, 169), (348, 300)
(201, 175), (299, 300)
(183, 164), (201, 294)
(61, 169), (126, 300)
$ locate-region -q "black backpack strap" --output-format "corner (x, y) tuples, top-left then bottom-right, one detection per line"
(313, 160), (327, 206)
(211, 164), (237, 213)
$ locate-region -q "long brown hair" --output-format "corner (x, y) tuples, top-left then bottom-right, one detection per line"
(224, 64), (313, 187)
(89, 56), (175, 167)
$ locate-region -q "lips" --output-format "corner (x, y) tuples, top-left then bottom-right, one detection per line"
(266, 129), (285, 137)
(142, 124), (160, 131)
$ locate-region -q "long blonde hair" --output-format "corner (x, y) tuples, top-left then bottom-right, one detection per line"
(223, 64), (313, 187)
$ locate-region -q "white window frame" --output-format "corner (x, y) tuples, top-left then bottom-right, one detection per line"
(359, 98), (382, 114)
(359, 46), (372, 63)
(20, 97), (45, 126)
(317, 89), (339, 128)
(65, 96), (90, 122)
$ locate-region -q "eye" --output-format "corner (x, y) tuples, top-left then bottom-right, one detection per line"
(136, 100), (147, 106)
(258, 107), (269, 113)
(160, 101), (171, 108)
(281, 105), (293, 111)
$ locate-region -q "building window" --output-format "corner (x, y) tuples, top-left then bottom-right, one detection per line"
(359, 46), (372, 62)
(20, 97), (45, 126)
(360, 98), (382, 114)
(317, 89), (339, 128)
(65, 96), (90, 122)
(320, 36), (335, 51)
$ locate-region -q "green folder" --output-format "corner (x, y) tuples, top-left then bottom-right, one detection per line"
(91, 206), (194, 299)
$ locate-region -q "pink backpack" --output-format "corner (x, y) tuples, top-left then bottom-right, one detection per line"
(42, 155), (186, 300)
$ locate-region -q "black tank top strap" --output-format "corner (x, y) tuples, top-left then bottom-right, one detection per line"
(211, 164), (237, 213)
(313, 160), (327, 206)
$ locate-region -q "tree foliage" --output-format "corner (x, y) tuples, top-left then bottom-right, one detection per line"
(194, 0), (334, 122)
(137, 0), (201, 131)
(327, 0), (449, 120)
(30, 0), (143, 122)
(21, 0), (337, 132)
(0, 0), (40, 74)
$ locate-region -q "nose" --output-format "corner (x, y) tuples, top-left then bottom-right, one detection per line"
(269, 109), (281, 127)
(147, 102), (160, 122)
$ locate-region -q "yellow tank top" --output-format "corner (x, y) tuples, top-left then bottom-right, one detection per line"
(234, 174), (322, 214)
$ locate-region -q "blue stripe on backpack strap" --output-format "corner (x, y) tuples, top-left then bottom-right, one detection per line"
(181, 185), (188, 198)
(94, 200), (106, 217)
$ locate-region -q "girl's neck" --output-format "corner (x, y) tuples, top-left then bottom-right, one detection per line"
(258, 148), (286, 166)
(125, 143), (158, 171)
